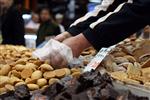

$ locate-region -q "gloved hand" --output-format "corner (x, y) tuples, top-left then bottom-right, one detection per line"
(62, 33), (92, 57)
(33, 39), (73, 68)
(54, 31), (72, 42)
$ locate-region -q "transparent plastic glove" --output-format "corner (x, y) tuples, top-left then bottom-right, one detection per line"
(54, 31), (72, 42)
(32, 39), (73, 68)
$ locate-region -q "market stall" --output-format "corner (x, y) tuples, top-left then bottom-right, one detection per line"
(0, 35), (150, 100)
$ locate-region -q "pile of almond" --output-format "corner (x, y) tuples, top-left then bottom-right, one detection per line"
(0, 45), (81, 94)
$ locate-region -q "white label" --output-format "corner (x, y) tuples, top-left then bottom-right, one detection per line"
(83, 45), (116, 72)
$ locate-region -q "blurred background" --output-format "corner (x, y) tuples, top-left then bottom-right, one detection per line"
(0, 0), (101, 48)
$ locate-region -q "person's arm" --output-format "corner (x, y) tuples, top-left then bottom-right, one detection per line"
(67, 0), (127, 36)
(55, 0), (127, 42)
(81, 0), (150, 50)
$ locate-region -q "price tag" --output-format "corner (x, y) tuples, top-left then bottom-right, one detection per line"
(83, 45), (116, 72)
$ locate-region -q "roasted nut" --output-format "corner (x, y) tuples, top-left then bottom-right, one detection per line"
(0, 76), (10, 87)
(72, 72), (81, 78)
(5, 84), (15, 91)
(37, 78), (47, 87)
(39, 64), (54, 71)
(15, 58), (27, 65)
(54, 69), (66, 78)
(0, 64), (11, 75)
(24, 52), (32, 57)
(21, 68), (33, 79)
(0, 60), (6, 65)
(71, 68), (81, 73)
(14, 64), (25, 71)
(0, 87), (7, 94)
(15, 81), (26, 86)
(25, 78), (37, 84)
(41, 85), (48, 90)
(25, 63), (37, 71)
(49, 78), (59, 85)
(27, 84), (39, 91)
(31, 70), (43, 80)
(0, 64), (4, 70)
(43, 71), (56, 79)
(31, 60), (43, 66)
(11, 70), (21, 78)
(9, 76), (22, 85)
(63, 68), (71, 76)
(5, 59), (14, 64)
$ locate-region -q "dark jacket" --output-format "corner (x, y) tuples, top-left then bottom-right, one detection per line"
(36, 21), (60, 46)
(67, 0), (150, 50)
(1, 5), (25, 45)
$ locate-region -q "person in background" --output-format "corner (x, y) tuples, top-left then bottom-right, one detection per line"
(0, 0), (25, 45)
(55, 13), (65, 33)
(25, 12), (40, 31)
(36, 7), (60, 46)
